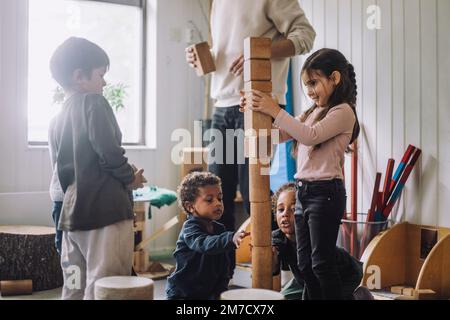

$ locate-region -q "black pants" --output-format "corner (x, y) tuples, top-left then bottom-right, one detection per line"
(295, 179), (346, 300)
(208, 106), (250, 232)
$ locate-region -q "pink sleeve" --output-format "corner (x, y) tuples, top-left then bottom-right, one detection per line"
(271, 124), (293, 144)
(273, 104), (355, 146)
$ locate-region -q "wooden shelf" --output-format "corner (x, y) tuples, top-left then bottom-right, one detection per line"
(361, 222), (450, 299)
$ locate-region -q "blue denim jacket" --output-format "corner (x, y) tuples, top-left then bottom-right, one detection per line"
(166, 216), (235, 300)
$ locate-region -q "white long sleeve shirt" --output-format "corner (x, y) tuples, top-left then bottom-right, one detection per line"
(210, 0), (316, 107)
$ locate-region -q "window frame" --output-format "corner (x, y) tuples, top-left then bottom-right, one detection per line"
(27, 0), (148, 146)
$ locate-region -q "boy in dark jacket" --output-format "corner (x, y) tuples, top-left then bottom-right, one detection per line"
(49, 37), (146, 299)
(166, 172), (249, 300)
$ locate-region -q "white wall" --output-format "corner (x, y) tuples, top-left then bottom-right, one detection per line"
(0, 0), (209, 253)
(292, 0), (450, 227)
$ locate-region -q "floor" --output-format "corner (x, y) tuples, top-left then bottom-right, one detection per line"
(0, 278), (169, 300)
(0, 270), (256, 300)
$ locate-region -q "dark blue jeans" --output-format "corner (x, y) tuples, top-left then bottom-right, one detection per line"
(294, 179), (346, 300)
(208, 106), (250, 232)
(52, 201), (63, 254)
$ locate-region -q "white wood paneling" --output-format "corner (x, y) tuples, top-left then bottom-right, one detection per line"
(325, 0), (338, 49)
(351, 0), (365, 214)
(312, 0), (325, 51)
(376, 0), (392, 173)
(338, 0), (352, 59)
(437, 0), (450, 227)
(292, 0), (449, 226)
(420, 0), (438, 226)
(361, 0), (378, 213)
(404, 0), (422, 223)
(391, 0), (406, 221)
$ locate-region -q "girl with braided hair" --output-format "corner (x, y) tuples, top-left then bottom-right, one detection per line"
(240, 48), (359, 300)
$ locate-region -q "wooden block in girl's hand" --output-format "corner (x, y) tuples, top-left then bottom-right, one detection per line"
(244, 81), (272, 93)
(188, 42), (216, 76)
(244, 59), (271, 82)
(244, 37), (272, 60)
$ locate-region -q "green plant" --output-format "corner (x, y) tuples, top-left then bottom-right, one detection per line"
(52, 83), (128, 112)
(103, 83), (128, 112)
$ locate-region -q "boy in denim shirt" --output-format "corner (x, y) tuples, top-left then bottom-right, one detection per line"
(166, 172), (249, 300)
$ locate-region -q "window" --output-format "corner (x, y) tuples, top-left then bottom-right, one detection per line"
(27, 0), (146, 145)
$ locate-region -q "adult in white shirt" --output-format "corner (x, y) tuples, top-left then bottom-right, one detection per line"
(185, 0), (316, 232)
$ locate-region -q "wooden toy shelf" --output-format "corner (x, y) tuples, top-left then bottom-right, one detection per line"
(361, 222), (450, 300)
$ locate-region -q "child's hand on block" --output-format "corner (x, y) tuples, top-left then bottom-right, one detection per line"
(240, 90), (281, 119)
(128, 168), (146, 190)
(233, 230), (250, 249)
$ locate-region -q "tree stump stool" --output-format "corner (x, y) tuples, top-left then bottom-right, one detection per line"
(94, 276), (154, 300)
(0, 225), (63, 292)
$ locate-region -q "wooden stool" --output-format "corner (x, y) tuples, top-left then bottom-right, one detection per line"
(94, 276), (154, 300)
(0, 225), (62, 291)
(220, 288), (284, 300)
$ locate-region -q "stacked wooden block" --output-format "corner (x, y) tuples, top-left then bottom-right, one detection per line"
(179, 147), (209, 225)
(243, 37), (273, 290)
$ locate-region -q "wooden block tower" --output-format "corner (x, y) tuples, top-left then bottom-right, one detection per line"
(243, 37), (273, 289)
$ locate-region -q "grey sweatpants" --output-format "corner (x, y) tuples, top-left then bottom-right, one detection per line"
(60, 219), (134, 300)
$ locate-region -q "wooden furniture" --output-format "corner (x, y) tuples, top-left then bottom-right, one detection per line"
(132, 201), (176, 280)
(94, 276), (154, 300)
(0, 225), (63, 292)
(361, 222), (450, 300)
